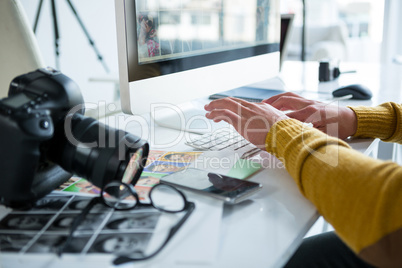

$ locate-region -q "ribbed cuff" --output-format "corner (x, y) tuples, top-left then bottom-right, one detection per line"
(349, 104), (396, 140)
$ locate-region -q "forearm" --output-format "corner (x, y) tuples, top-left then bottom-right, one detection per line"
(350, 102), (402, 143)
(266, 119), (402, 267)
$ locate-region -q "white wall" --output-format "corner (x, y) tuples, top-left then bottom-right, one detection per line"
(19, 0), (119, 105)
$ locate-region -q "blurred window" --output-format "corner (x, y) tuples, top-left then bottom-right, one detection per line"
(281, 0), (385, 62)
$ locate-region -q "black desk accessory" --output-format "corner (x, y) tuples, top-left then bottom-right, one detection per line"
(332, 84), (372, 100)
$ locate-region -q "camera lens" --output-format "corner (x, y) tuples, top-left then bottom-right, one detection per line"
(47, 114), (149, 188)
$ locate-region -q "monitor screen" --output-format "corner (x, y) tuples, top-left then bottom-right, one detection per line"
(115, 0), (280, 130)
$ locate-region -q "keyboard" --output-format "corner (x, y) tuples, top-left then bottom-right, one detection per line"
(185, 128), (261, 159)
(209, 93), (263, 103)
(208, 87), (286, 103)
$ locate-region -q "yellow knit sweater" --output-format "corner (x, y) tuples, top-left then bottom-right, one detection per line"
(265, 102), (402, 267)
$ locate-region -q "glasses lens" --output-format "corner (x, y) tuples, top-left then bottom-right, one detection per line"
(150, 184), (186, 212)
(103, 183), (137, 209)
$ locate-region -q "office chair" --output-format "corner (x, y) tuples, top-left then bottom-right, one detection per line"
(0, 0), (45, 98)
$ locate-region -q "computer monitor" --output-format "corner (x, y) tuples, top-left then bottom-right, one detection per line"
(114, 0), (281, 132)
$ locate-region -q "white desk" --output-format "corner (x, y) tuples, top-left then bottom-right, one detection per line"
(119, 60), (398, 267)
(115, 116), (376, 268)
(1, 61), (397, 268)
(100, 61), (382, 268)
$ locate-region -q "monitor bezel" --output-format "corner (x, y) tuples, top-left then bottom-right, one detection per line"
(115, 0), (281, 115)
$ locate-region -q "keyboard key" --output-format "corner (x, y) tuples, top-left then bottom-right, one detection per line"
(185, 129), (251, 151)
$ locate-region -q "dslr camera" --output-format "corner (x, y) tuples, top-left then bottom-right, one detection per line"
(0, 68), (149, 208)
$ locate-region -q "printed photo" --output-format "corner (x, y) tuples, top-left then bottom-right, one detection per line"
(105, 212), (160, 231)
(159, 152), (202, 163)
(62, 179), (101, 195)
(145, 150), (166, 166)
(89, 233), (153, 256)
(48, 213), (109, 232)
(60, 235), (92, 254)
(0, 214), (53, 231)
(144, 161), (189, 174)
(0, 233), (36, 252)
(0, 174), (180, 257)
(32, 196), (72, 211)
(133, 185), (153, 202)
(55, 177), (81, 191)
(64, 197), (107, 212)
(136, 174), (161, 187)
(26, 234), (68, 253)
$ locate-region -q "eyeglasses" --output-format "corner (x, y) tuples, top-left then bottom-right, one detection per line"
(58, 181), (195, 264)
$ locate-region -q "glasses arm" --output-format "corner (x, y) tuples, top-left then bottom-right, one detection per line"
(113, 202), (195, 265)
(57, 197), (101, 256)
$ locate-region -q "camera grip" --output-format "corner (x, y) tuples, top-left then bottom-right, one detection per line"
(0, 138), (42, 205)
(0, 113), (54, 207)
(32, 164), (72, 199)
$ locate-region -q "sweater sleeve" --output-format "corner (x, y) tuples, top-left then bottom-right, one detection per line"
(349, 102), (402, 143)
(266, 118), (402, 267)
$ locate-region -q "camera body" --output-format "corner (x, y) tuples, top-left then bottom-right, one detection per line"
(0, 68), (84, 207)
(0, 68), (149, 208)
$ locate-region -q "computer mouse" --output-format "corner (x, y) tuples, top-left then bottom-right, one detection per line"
(332, 84), (372, 100)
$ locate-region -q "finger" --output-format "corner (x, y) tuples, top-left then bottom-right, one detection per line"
(228, 97), (269, 112)
(205, 97), (236, 111)
(268, 96), (317, 111)
(205, 109), (241, 127)
(227, 97), (255, 107)
(205, 97), (252, 110)
(286, 106), (321, 123)
(263, 92), (303, 105)
(205, 97), (255, 116)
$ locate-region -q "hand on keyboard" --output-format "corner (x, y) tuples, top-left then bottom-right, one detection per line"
(205, 97), (289, 149)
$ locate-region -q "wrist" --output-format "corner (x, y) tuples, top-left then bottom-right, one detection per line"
(346, 107), (358, 137)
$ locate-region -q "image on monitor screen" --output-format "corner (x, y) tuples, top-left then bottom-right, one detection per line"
(126, 0), (279, 82)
